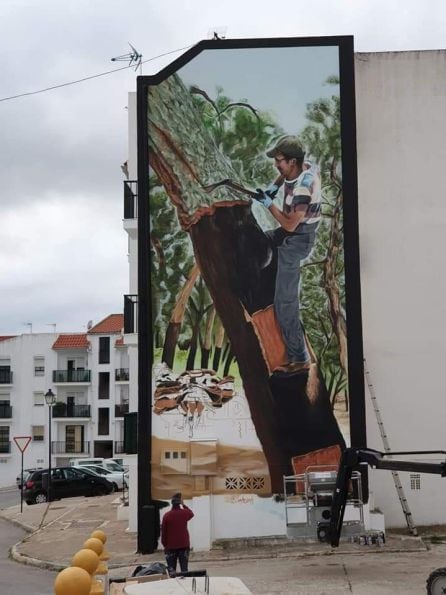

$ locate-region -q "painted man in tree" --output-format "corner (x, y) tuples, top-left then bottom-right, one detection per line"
(256, 136), (321, 374)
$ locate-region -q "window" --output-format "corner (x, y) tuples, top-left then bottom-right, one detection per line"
(0, 398), (10, 416)
(99, 337), (110, 364)
(32, 426), (45, 441)
(66, 425), (84, 453)
(161, 449), (189, 474)
(410, 474), (421, 490)
(98, 408), (109, 435)
(0, 426), (10, 453)
(33, 392), (44, 406)
(0, 361), (12, 384)
(98, 372), (110, 400)
(34, 357), (45, 377)
(64, 467), (82, 480)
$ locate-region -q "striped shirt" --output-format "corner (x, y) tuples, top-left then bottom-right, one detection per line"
(282, 169), (321, 225)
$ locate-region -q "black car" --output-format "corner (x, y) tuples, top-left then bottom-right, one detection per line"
(16, 467), (43, 489)
(23, 466), (114, 505)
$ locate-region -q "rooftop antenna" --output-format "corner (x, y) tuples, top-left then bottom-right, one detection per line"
(111, 43), (142, 73)
(208, 27), (227, 40)
(46, 323), (57, 333)
(23, 322), (33, 334)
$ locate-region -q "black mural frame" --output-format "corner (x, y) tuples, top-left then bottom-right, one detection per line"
(136, 35), (365, 550)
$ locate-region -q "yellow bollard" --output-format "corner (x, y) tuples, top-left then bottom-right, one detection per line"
(90, 530), (110, 561)
(83, 537), (108, 595)
(54, 566), (91, 595)
(83, 537), (104, 556)
(90, 530), (107, 544)
(70, 547), (104, 595)
(71, 549), (100, 575)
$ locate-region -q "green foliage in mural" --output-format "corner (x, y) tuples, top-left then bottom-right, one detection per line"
(300, 76), (347, 400)
(150, 74), (347, 398)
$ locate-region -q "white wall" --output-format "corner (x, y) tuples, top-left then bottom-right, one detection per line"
(0, 334), (57, 485)
(356, 50), (446, 526)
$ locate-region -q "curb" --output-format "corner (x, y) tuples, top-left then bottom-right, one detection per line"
(7, 540), (428, 572)
(9, 542), (63, 572)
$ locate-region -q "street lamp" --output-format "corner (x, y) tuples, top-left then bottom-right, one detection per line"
(44, 389), (57, 503)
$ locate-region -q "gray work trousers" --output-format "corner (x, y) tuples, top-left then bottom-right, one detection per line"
(267, 224), (317, 363)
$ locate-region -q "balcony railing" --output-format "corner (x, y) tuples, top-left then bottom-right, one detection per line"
(0, 405), (12, 418)
(124, 180), (138, 219)
(115, 368), (129, 382)
(124, 294), (138, 334)
(0, 442), (11, 454)
(52, 369), (91, 383)
(114, 441), (125, 454)
(0, 370), (13, 384)
(115, 403), (129, 417)
(51, 441), (90, 454)
(52, 404), (91, 418)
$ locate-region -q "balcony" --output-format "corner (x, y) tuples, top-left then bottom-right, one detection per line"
(52, 441), (90, 455)
(114, 441), (124, 454)
(52, 369), (91, 383)
(115, 403), (129, 417)
(0, 370), (13, 384)
(0, 442), (11, 454)
(124, 180), (138, 219)
(115, 368), (129, 382)
(52, 404), (91, 418)
(124, 294), (138, 334)
(0, 405), (12, 418)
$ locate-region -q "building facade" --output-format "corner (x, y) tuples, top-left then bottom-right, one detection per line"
(0, 315), (129, 487)
(122, 48), (446, 545)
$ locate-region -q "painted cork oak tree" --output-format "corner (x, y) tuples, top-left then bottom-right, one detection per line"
(147, 70), (346, 492)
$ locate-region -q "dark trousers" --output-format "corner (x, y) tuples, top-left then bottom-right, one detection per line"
(165, 548), (189, 576)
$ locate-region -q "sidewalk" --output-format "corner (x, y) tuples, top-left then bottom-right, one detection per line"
(0, 494), (430, 579)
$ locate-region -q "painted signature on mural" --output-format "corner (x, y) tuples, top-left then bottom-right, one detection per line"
(224, 495), (254, 505)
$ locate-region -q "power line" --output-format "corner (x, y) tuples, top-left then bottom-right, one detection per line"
(0, 43), (193, 103)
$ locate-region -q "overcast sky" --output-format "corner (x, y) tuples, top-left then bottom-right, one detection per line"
(2, 0), (446, 335)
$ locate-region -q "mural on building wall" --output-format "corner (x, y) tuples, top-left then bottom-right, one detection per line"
(140, 38), (364, 500)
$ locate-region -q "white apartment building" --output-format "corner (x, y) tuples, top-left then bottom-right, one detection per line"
(0, 314), (129, 487)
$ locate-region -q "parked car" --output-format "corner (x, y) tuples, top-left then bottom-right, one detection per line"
(23, 466), (114, 505)
(75, 464), (127, 491)
(69, 457), (126, 473)
(16, 468), (43, 490)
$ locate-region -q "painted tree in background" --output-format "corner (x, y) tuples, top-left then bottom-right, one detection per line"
(300, 77), (348, 406)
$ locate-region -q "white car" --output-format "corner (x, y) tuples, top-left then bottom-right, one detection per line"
(74, 465), (127, 491)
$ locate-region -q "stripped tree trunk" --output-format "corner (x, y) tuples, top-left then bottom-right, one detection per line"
(324, 184), (348, 374)
(212, 319), (225, 372)
(201, 306), (215, 369)
(162, 264), (200, 368)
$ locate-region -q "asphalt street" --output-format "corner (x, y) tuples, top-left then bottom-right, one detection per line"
(0, 486), (22, 509)
(0, 518), (54, 595)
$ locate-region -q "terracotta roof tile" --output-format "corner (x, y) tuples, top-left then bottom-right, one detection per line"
(88, 314), (123, 335)
(52, 334), (90, 350)
(0, 336), (16, 342)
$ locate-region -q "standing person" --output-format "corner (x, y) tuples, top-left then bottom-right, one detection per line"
(256, 136), (321, 374)
(161, 493), (194, 577)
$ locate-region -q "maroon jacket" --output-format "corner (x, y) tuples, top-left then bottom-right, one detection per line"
(161, 504), (194, 549)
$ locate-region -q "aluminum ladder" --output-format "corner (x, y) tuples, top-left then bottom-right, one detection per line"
(363, 358), (418, 536)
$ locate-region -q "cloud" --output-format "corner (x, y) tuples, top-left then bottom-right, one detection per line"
(2, 0), (446, 335)
(0, 195), (127, 333)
